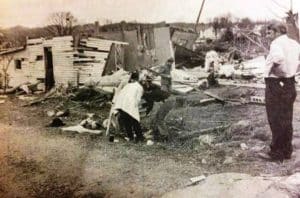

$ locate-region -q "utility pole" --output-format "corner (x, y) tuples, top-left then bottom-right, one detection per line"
(195, 0), (206, 34)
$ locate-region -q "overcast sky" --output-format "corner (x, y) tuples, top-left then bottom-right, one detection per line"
(0, 0), (299, 28)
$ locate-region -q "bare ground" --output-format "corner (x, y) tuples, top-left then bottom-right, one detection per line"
(0, 87), (300, 198)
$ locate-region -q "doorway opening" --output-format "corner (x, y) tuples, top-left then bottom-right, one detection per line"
(44, 47), (55, 91)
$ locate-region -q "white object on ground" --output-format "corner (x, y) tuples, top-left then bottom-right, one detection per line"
(240, 143), (249, 150)
(62, 125), (102, 134)
(146, 140), (154, 146)
(190, 175), (206, 184)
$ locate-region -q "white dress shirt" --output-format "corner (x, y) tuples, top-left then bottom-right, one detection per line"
(113, 81), (143, 122)
(265, 35), (300, 78)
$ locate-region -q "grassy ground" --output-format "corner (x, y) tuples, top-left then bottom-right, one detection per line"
(0, 86), (299, 197)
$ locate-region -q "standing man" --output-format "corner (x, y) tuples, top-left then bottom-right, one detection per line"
(262, 23), (300, 161)
(113, 71), (145, 142)
(160, 57), (174, 92)
(205, 50), (220, 86)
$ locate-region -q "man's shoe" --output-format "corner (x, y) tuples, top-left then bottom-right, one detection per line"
(258, 152), (284, 162)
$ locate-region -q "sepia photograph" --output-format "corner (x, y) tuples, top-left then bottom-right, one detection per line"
(0, 0), (300, 197)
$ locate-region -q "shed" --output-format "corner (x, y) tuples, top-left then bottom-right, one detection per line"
(4, 36), (128, 91)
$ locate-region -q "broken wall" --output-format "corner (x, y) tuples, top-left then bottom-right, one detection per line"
(102, 43), (125, 75)
(7, 36), (127, 88)
(98, 26), (172, 70)
(171, 30), (198, 50)
(74, 37), (127, 84)
(44, 36), (75, 86)
(153, 27), (173, 66)
(7, 38), (45, 87)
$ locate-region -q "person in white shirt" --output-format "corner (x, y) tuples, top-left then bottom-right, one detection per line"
(262, 23), (300, 161)
(113, 71), (145, 142)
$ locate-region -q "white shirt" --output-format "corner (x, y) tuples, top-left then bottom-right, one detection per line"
(113, 81), (143, 122)
(265, 35), (300, 78)
(205, 50), (220, 72)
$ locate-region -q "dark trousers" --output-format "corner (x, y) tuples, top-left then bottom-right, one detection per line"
(265, 77), (297, 158)
(118, 110), (143, 140)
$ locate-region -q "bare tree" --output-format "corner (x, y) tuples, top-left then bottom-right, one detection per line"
(211, 14), (233, 38)
(237, 18), (255, 29)
(0, 55), (13, 93)
(269, 0), (299, 41)
(286, 10), (299, 42)
(46, 12), (77, 36)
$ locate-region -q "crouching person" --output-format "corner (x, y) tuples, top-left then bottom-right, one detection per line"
(113, 71), (145, 142)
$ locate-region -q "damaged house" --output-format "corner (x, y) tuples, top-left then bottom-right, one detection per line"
(170, 27), (204, 67)
(94, 22), (173, 70)
(3, 36), (128, 90)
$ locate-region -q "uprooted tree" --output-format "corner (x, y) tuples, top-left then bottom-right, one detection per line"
(0, 55), (13, 93)
(46, 12), (78, 37)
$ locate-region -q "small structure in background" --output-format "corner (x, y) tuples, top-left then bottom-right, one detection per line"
(4, 36), (128, 91)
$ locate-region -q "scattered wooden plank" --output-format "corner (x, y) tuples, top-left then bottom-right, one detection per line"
(190, 175), (206, 184)
(62, 125), (102, 134)
(200, 98), (216, 105)
(204, 91), (225, 103)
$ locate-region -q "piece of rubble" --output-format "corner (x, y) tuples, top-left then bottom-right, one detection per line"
(201, 159), (207, 164)
(240, 143), (249, 150)
(199, 98), (216, 105)
(198, 135), (215, 146)
(20, 84), (32, 94)
(144, 130), (153, 139)
(18, 95), (37, 101)
(0, 100), (5, 104)
(146, 140), (154, 146)
(124, 137), (130, 142)
(47, 110), (56, 117)
(250, 96), (265, 104)
(189, 175), (206, 185)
